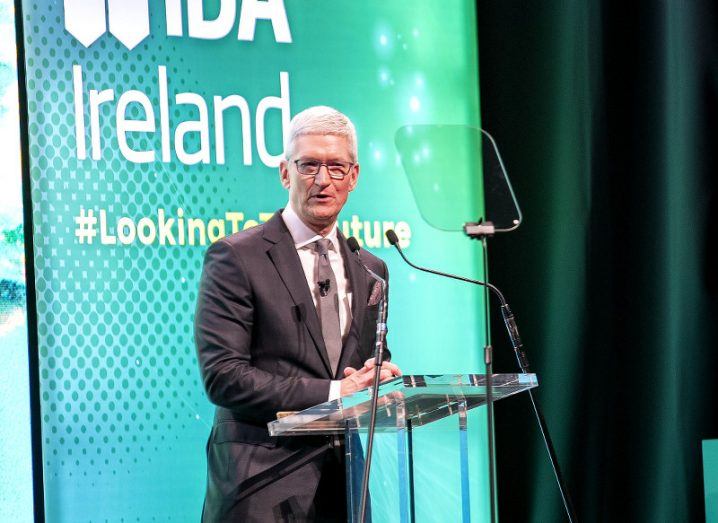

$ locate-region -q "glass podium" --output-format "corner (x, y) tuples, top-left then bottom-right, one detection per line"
(268, 373), (538, 522)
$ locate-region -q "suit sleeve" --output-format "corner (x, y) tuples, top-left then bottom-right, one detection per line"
(194, 239), (331, 422)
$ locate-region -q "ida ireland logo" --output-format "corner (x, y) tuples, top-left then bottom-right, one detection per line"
(63, 0), (150, 50)
(63, 0), (292, 50)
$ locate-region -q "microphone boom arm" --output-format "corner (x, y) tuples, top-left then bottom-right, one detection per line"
(384, 229), (578, 523)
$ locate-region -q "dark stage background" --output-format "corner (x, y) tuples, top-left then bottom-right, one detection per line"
(479, 1), (718, 521)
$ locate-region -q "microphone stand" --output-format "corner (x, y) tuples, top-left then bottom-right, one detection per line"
(386, 230), (578, 523)
(347, 238), (388, 523)
(358, 283), (387, 523)
(479, 235), (497, 523)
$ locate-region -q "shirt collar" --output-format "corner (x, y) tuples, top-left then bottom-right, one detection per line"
(281, 203), (339, 251)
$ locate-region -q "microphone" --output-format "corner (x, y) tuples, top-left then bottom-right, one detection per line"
(347, 237), (389, 366)
(318, 279), (331, 297)
(347, 236), (388, 523)
(347, 236), (360, 252)
(347, 238), (386, 289)
(385, 230), (529, 371)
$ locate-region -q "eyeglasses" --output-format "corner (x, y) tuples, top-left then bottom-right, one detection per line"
(294, 159), (355, 180)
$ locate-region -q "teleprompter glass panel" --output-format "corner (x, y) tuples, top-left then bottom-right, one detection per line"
(395, 125), (522, 233)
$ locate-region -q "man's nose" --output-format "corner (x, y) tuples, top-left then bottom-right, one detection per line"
(312, 165), (332, 186)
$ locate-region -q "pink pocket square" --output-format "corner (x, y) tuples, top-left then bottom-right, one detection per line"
(367, 280), (382, 306)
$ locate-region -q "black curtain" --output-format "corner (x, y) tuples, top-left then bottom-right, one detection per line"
(478, 1), (718, 521)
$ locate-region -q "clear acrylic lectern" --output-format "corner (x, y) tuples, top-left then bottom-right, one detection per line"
(268, 373), (538, 522)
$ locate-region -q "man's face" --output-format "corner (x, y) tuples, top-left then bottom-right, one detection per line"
(280, 134), (359, 234)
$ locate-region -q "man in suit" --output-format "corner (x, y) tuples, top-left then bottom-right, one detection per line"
(195, 106), (401, 521)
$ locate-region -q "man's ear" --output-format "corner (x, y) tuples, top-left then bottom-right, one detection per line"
(279, 160), (290, 189)
(348, 163), (360, 191)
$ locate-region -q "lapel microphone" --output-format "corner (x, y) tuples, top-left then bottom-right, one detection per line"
(318, 279), (331, 297)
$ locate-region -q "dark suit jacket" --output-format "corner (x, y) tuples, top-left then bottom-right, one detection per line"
(195, 211), (388, 522)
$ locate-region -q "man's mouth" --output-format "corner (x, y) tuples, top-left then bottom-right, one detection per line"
(311, 194), (332, 201)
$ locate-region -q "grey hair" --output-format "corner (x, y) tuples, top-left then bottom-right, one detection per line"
(283, 106), (358, 162)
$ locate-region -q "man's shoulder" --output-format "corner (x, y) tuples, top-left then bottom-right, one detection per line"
(220, 221), (268, 249)
(202, 218), (279, 271)
(214, 210), (284, 251)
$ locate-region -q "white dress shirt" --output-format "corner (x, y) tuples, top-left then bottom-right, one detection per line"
(281, 204), (352, 400)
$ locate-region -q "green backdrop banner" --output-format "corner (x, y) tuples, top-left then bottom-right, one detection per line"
(20, 1), (488, 520)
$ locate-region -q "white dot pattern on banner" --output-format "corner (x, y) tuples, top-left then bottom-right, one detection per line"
(24, 2), (217, 499)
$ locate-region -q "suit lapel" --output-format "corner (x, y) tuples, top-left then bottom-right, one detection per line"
(340, 233), (369, 330)
(263, 213), (333, 377)
(337, 233), (370, 374)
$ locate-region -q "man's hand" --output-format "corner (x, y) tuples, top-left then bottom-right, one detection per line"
(340, 358), (402, 396)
